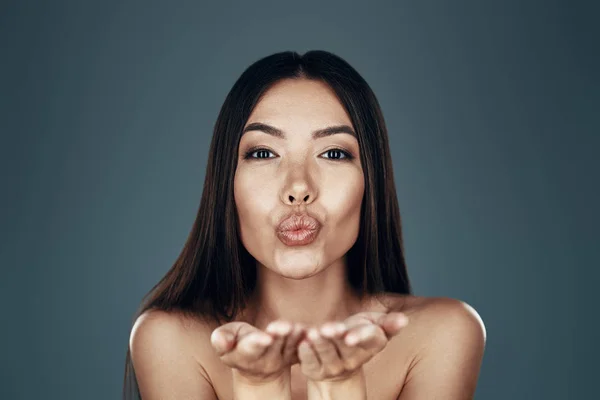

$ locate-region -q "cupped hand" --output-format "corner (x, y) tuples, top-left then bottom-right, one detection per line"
(210, 320), (307, 382)
(297, 311), (409, 382)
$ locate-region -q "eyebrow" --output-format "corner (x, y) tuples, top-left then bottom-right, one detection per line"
(242, 122), (357, 139)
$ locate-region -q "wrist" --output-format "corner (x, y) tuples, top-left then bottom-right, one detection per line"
(232, 368), (292, 400)
(306, 369), (367, 400)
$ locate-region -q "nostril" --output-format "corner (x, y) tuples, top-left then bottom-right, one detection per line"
(288, 194), (309, 203)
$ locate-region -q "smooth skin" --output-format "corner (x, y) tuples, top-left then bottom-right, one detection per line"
(130, 78), (486, 399)
(210, 320), (307, 382)
(210, 311), (409, 399)
(131, 296), (485, 399)
(210, 312), (409, 381)
(298, 312), (409, 381)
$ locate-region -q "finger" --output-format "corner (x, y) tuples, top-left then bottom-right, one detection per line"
(344, 324), (386, 347)
(378, 312), (409, 338)
(210, 328), (236, 356)
(319, 321), (356, 357)
(332, 324), (384, 371)
(236, 332), (273, 357)
(263, 320), (292, 358)
(307, 328), (342, 367)
(319, 322), (360, 361)
(282, 323), (307, 363)
(352, 312), (408, 335)
(298, 339), (320, 373)
(217, 331), (272, 368)
(343, 315), (374, 330)
(320, 322), (347, 339)
(211, 320), (263, 355)
(346, 324), (387, 351)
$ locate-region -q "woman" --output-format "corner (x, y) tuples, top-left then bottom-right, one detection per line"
(123, 50), (486, 399)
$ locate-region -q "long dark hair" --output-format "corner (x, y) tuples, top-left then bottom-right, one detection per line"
(122, 50), (412, 398)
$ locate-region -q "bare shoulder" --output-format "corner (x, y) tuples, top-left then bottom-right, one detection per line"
(129, 308), (219, 399)
(376, 294), (487, 399)
(375, 293), (486, 341)
(419, 296), (485, 348)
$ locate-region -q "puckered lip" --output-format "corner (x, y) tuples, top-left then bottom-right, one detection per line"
(276, 212), (322, 232)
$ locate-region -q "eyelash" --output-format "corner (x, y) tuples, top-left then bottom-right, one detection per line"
(243, 147), (355, 161)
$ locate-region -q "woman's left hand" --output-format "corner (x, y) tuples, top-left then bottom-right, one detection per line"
(297, 311), (409, 382)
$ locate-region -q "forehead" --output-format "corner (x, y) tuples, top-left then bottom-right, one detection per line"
(246, 79), (352, 126)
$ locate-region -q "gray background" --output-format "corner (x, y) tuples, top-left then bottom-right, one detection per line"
(1, 0), (597, 399)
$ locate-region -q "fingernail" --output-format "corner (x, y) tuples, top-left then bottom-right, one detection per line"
(211, 330), (225, 345)
(362, 325), (377, 339)
(346, 334), (359, 345)
(258, 334), (273, 345)
(321, 324), (336, 337)
(267, 321), (290, 335)
(308, 329), (321, 341)
(396, 314), (409, 326)
(299, 340), (310, 352)
(266, 322), (279, 334)
(278, 323), (291, 335)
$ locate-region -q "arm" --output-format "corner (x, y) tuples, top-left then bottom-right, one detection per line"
(231, 369), (292, 400)
(397, 299), (486, 400)
(306, 370), (367, 400)
(298, 312), (410, 400)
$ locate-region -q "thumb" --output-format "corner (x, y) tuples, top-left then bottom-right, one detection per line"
(210, 328), (236, 355)
(379, 312), (409, 338)
(210, 321), (263, 355)
(298, 339), (319, 371)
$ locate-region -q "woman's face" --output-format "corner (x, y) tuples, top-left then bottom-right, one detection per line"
(234, 78), (364, 279)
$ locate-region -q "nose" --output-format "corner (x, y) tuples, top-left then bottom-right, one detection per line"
(280, 154), (318, 206)
(288, 192), (310, 204)
(281, 179), (316, 206)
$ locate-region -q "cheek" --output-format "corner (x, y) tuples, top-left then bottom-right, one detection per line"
(326, 172), (364, 215)
(234, 169), (277, 238)
(321, 172), (364, 245)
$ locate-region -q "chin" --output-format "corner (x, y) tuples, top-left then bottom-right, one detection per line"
(273, 252), (322, 279)
(278, 267), (321, 280)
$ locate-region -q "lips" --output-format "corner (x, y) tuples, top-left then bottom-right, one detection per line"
(276, 213), (321, 246)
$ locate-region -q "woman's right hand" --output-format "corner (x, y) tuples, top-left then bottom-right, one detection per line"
(210, 320), (307, 383)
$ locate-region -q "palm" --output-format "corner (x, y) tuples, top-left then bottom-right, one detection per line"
(297, 311), (408, 381)
(211, 320), (307, 381)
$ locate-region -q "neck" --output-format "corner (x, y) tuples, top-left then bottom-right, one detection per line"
(244, 258), (364, 330)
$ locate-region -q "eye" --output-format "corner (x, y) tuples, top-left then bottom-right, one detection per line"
(243, 148), (275, 159)
(321, 148), (353, 161)
(242, 147), (354, 161)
